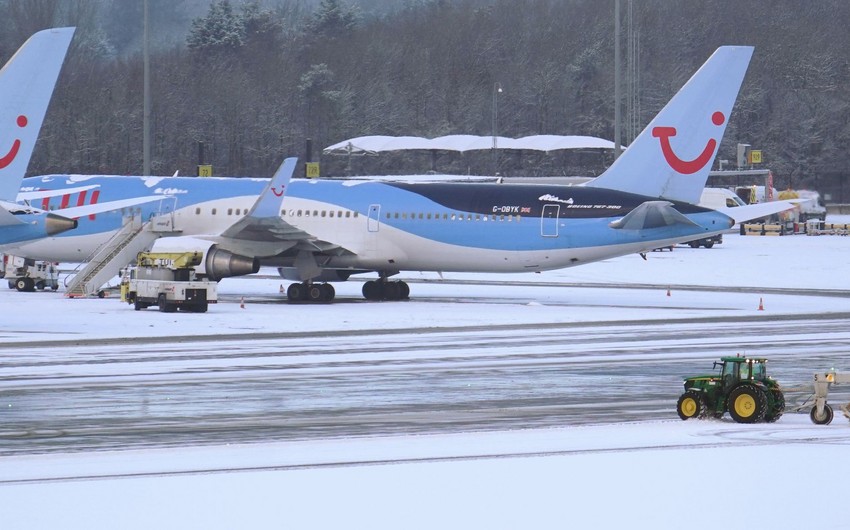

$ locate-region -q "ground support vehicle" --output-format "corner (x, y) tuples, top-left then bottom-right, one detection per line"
(684, 234), (722, 248)
(677, 355), (785, 423)
(3, 254), (59, 291)
(122, 252), (217, 313)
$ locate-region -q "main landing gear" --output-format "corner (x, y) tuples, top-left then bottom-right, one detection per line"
(283, 279), (411, 302)
(362, 279), (410, 301)
(286, 282), (335, 303)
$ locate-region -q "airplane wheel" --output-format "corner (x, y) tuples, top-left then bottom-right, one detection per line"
(383, 281), (401, 300)
(362, 280), (383, 301)
(287, 283), (306, 302)
(398, 281), (410, 299)
(307, 284), (324, 302)
(321, 283), (335, 302)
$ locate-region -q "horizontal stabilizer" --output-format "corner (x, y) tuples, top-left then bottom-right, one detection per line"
(609, 201), (700, 230)
(718, 200), (799, 225)
(58, 195), (166, 219)
(17, 184), (99, 201)
(0, 204), (25, 226)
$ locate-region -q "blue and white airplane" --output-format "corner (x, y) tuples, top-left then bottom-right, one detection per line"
(0, 27), (79, 245)
(10, 46), (795, 301)
(0, 27), (164, 252)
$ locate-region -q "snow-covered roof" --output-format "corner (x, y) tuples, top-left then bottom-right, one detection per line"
(323, 135), (616, 154)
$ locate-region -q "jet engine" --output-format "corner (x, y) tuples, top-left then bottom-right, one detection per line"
(202, 245), (260, 281)
(149, 238), (259, 281)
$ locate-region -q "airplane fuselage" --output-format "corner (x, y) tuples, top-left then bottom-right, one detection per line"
(15, 175), (732, 273)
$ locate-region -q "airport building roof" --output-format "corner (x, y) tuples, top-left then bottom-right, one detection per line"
(323, 135), (616, 155)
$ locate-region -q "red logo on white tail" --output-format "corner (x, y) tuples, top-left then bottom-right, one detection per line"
(652, 111), (724, 175)
(0, 115), (27, 170)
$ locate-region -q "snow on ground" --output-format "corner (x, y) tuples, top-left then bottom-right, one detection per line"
(2, 228), (850, 529)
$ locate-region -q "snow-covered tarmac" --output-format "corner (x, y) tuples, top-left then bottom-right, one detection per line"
(2, 231), (849, 529)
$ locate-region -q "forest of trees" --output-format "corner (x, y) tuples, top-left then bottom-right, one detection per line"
(2, 0), (850, 202)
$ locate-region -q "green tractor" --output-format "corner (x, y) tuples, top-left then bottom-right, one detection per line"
(677, 356), (785, 423)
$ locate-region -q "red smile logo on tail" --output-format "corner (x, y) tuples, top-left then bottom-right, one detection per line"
(652, 111), (724, 174)
(0, 115), (27, 169)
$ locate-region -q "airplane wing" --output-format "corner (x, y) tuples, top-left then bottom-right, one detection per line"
(214, 158), (351, 257)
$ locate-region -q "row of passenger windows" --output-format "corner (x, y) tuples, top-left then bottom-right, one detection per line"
(280, 210), (521, 222)
(384, 212), (521, 222)
(190, 207), (521, 223)
(282, 210), (359, 218)
(193, 207), (250, 216)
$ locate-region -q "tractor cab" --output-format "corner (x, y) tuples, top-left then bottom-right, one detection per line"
(715, 356), (769, 388)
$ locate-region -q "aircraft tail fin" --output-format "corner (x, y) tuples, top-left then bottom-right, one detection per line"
(0, 27), (75, 201)
(587, 46), (754, 204)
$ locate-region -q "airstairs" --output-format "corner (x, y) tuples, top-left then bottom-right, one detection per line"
(65, 211), (182, 298)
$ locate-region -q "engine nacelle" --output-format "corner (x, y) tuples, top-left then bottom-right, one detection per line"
(203, 245), (260, 281)
(149, 238), (259, 281)
(276, 267), (353, 282)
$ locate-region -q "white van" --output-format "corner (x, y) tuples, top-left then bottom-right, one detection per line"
(681, 188), (745, 248)
(699, 188), (747, 209)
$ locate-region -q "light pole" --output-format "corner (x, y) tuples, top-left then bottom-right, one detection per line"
(491, 82), (502, 176)
(143, 0), (151, 175)
(614, 0), (621, 160)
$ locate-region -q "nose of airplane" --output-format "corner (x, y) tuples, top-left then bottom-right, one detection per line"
(44, 212), (78, 235)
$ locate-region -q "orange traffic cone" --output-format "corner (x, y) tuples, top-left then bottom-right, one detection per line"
(758, 297), (764, 311)
(240, 297), (245, 309)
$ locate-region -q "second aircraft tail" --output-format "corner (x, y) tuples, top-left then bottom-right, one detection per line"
(0, 27), (75, 201)
(588, 46), (754, 205)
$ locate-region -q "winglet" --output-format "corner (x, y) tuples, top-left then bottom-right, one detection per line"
(587, 46), (754, 204)
(0, 27), (75, 200)
(246, 157), (297, 219)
